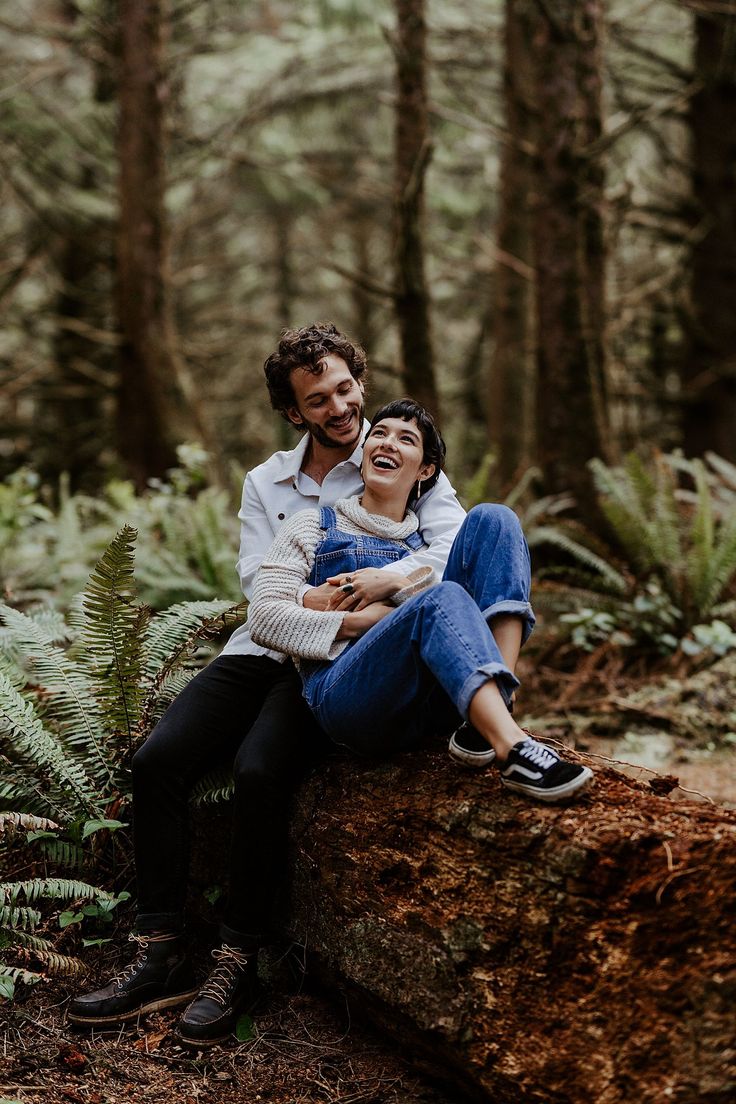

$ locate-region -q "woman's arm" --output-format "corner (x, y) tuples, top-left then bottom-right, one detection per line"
(248, 512), (348, 661)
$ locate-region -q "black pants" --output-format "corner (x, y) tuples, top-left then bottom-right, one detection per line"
(131, 655), (329, 947)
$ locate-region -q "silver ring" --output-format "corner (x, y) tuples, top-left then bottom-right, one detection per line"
(340, 583), (355, 595)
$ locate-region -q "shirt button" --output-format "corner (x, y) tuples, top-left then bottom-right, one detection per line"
(278, 513), (285, 520)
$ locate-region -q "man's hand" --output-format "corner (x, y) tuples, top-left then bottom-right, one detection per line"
(336, 602), (394, 640)
(326, 568), (406, 611)
(302, 583), (338, 611)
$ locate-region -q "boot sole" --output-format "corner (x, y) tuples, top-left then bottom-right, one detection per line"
(176, 994), (263, 1049)
(67, 987), (200, 1026)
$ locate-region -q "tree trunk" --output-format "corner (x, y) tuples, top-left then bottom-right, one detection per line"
(682, 3), (736, 461)
(488, 0), (536, 489)
(531, 0), (610, 512)
(393, 0), (439, 417)
(282, 744), (735, 1104)
(116, 0), (179, 486)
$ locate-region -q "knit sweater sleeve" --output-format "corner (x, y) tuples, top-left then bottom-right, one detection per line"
(248, 511), (347, 661)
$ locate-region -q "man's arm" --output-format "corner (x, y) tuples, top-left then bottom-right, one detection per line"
(235, 472), (275, 603)
(392, 471), (466, 578)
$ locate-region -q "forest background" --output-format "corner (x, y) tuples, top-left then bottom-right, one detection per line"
(1, 1), (736, 1097)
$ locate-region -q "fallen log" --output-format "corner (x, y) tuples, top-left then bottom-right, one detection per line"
(281, 744), (736, 1104)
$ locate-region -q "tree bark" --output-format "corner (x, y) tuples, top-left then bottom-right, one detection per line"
(116, 0), (179, 486)
(682, 2), (736, 461)
(531, 0), (610, 512)
(488, 0), (536, 489)
(282, 744), (736, 1104)
(393, 0), (439, 417)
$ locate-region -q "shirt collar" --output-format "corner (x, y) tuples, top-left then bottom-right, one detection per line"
(271, 420), (369, 484)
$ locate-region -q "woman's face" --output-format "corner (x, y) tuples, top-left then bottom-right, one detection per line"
(362, 416), (435, 501)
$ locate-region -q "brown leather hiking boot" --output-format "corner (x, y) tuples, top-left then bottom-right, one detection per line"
(178, 944), (261, 1047)
(67, 932), (197, 1026)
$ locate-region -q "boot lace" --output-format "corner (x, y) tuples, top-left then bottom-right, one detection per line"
(518, 740), (559, 769)
(199, 945), (251, 1006)
(111, 933), (151, 989)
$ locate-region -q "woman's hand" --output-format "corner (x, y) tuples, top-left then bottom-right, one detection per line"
(326, 568), (406, 611)
(302, 582), (339, 611)
(336, 602), (394, 639)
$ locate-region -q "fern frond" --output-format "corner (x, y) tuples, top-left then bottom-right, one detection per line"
(528, 526), (628, 594)
(1, 878), (112, 905)
(0, 812), (59, 835)
(5, 929), (54, 950)
(0, 905), (42, 930)
(81, 526), (148, 755)
(142, 601), (237, 679)
(0, 670), (98, 819)
(0, 603), (113, 790)
(190, 767), (234, 805)
(25, 947), (87, 976)
(0, 963), (42, 986)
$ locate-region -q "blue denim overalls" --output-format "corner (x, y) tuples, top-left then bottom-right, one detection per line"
(299, 503), (534, 758)
(308, 505), (425, 586)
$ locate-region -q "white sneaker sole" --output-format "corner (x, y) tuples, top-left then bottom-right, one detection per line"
(501, 766), (594, 803)
(448, 734), (496, 768)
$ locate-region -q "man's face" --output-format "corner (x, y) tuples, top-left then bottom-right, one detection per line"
(287, 354), (365, 450)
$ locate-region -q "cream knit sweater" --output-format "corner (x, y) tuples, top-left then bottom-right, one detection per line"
(248, 496), (436, 663)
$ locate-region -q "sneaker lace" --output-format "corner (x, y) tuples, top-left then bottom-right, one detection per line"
(112, 933), (151, 988)
(198, 945), (251, 1006)
(518, 741), (559, 769)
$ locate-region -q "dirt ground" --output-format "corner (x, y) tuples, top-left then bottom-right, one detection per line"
(0, 979), (460, 1104)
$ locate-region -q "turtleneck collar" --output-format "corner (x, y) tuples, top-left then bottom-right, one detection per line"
(336, 495), (419, 540)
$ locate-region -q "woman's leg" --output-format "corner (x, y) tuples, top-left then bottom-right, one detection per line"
(306, 582), (521, 756)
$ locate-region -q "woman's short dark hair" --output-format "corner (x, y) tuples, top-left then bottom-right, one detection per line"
(368, 398), (446, 502)
(264, 321), (367, 423)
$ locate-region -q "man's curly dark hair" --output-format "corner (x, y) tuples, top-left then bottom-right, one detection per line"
(264, 321), (368, 424)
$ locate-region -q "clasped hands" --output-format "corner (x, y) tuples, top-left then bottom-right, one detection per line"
(302, 568), (406, 612)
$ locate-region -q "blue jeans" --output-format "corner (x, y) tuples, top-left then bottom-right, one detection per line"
(302, 504), (534, 756)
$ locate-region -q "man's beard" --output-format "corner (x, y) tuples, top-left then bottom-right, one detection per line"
(302, 403), (365, 449)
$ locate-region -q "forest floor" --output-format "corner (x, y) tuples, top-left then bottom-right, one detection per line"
(2, 651), (734, 1104)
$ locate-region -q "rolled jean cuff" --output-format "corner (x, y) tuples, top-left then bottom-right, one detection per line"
(482, 599), (536, 644)
(457, 663), (520, 718)
(135, 911), (184, 935)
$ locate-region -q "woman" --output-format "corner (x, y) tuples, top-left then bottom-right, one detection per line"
(249, 399), (592, 802)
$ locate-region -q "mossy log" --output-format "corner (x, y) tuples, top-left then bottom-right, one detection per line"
(280, 744), (736, 1104)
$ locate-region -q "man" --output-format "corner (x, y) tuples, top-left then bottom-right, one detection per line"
(68, 321), (466, 1046)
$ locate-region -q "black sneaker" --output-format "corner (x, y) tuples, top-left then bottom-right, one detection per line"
(499, 739), (593, 803)
(178, 944), (261, 1047)
(448, 722), (496, 768)
(67, 933), (198, 1026)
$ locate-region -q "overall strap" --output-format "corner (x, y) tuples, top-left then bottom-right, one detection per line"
(318, 506), (337, 531)
(404, 530), (425, 551)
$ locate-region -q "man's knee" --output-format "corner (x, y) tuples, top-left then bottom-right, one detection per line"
(131, 722), (181, 782)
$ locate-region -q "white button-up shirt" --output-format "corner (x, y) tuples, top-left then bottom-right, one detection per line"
(222, 422), (466, 660)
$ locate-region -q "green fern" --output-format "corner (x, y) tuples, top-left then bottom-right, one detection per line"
(0, 667), (99, 820)
(588, 451), (736, 631)
(81, 525), (149, 760)
(0, 603), (113, 791)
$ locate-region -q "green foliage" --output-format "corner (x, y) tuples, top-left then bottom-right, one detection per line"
(0, 448), (241, 612)
(0, 525), (246, 996)
(539, 452), (736, 658)
(589, 452), (736, 625)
